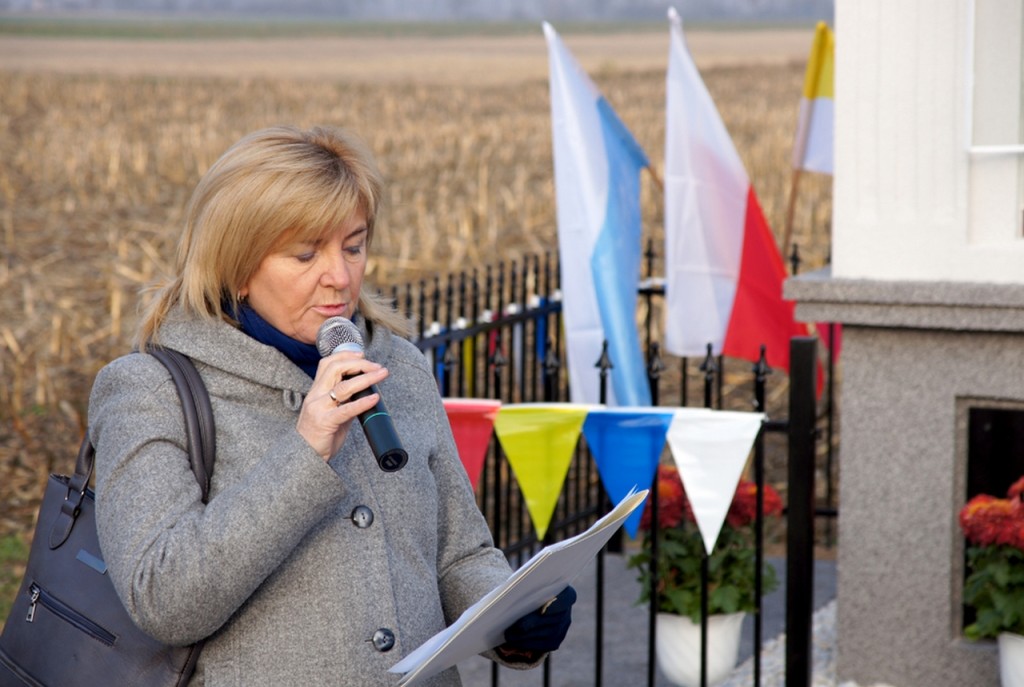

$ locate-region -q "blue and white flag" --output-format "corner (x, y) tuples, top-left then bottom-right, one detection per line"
(543, 22), (651, 407)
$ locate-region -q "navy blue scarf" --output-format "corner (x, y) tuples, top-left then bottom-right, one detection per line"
(234, 303), (321, 378)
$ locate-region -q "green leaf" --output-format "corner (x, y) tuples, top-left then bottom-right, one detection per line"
(962, 544), (1024, 638)
(711, 585), (742, 615)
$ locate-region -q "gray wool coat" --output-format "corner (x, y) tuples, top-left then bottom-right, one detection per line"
(88, 312), (524, 686)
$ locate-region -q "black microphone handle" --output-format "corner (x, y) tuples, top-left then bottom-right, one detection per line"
(350, 384), (408, 472)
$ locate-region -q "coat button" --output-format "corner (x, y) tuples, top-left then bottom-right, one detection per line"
(372, 628), (396, 652)
(351, 506), (374, 528)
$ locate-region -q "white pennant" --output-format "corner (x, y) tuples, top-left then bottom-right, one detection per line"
(665, 408), (765, 555)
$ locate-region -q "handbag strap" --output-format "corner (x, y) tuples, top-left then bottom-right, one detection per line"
(147, 347), (216, 502)
(54, 347), (216, 549)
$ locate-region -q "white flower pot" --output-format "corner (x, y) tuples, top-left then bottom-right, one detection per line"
(1000, 631), (1024, 687)
(655, 611), (745, 687)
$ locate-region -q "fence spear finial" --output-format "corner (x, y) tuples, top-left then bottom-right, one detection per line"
(647, 341), (666, 380)
(596, 340), (613, 375)
(699, 343), (717, 408)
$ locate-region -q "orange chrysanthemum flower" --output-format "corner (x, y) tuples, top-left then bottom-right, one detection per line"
(960, 491), (1024, 550)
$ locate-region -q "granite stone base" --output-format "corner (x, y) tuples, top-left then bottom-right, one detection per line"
(785, 268), (1024, 687)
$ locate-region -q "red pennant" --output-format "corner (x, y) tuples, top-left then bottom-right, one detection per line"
(443, 398), (501, 490)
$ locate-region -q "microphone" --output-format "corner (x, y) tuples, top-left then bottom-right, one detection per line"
(316, 317), (408, 472)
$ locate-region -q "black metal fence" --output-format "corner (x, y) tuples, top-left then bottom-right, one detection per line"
(391, 250), (830, 687)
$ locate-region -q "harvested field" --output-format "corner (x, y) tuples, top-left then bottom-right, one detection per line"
(0, 27), (834, 577)
(0, 28), (814, 83)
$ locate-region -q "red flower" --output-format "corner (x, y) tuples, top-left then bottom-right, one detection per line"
(959, 491), (1024, 551)
(639, 464), (782, 532)
(1009, 476), (1024, 501)
(726, 481), (784, 528)
(639, 465), (688, 530)
(1010, 522), (1024, 551)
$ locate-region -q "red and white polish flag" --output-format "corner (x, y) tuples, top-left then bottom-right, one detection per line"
(663, 7), (810, 372)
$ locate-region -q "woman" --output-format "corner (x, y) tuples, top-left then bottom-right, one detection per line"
(89, 125), (574, 686)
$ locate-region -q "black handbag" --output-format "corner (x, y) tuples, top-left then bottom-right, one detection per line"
(0, 347), (215, 687)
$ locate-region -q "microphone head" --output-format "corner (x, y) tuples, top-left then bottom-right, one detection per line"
(316, 317), (364, 357)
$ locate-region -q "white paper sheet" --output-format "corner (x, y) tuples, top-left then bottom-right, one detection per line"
(388, 488), (649, 686)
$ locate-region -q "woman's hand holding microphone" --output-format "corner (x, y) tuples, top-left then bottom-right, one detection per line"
(297, 352), (389, 461)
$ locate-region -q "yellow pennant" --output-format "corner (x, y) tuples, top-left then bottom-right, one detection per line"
(493, 403), (595, 540)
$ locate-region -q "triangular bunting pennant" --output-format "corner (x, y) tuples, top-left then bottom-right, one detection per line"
(443, 398), (501, 490)
(582, 408), (674, 538)
(665, 408), (765, 555)
(494, 403), (594, 540)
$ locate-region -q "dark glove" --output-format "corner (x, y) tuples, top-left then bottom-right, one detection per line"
(497, 585), (577, 661)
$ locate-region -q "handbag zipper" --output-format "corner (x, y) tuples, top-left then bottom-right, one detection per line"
(26, 583), (117, 646)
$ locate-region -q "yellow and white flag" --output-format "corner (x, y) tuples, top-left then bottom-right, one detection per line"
(791, 21), (834, 174)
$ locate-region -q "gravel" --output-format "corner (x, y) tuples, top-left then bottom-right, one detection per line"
(719, 601), (897, 687)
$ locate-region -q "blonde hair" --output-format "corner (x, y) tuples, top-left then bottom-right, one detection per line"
(137, 125), (412, 346)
